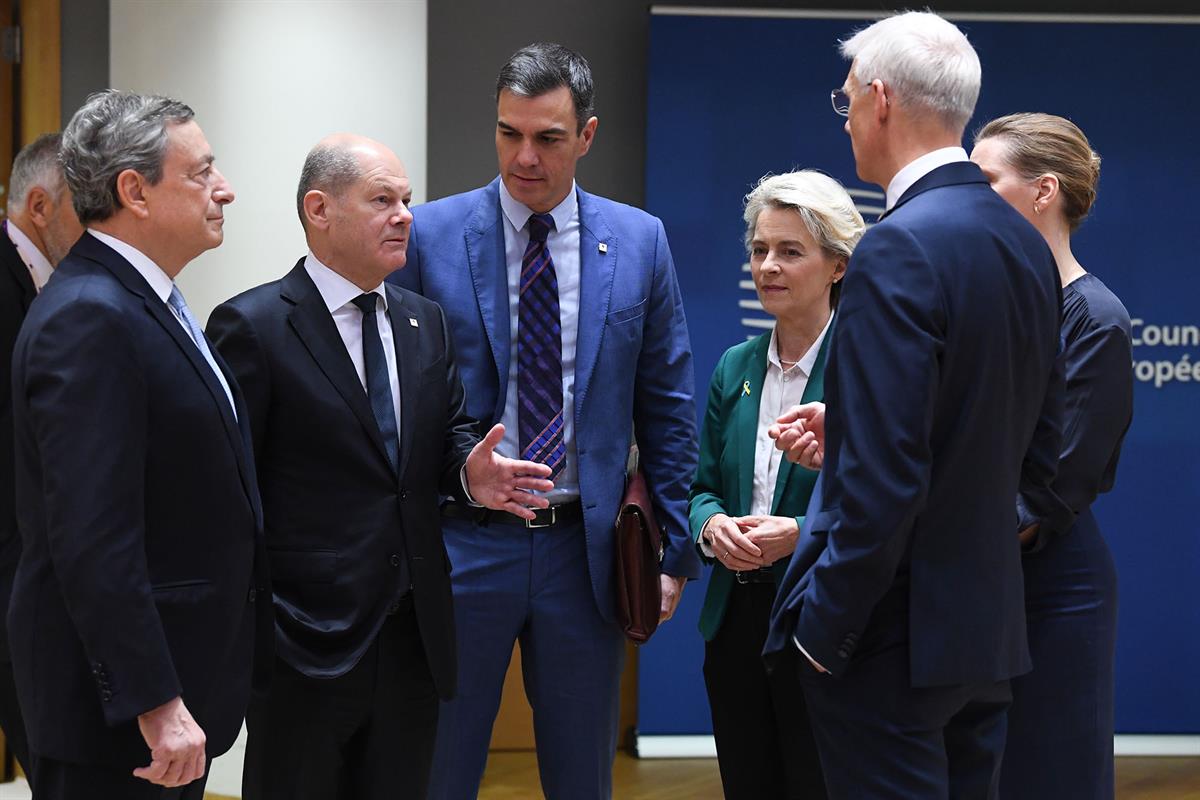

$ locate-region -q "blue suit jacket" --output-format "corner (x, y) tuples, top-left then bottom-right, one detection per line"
(392, 178), (701, 620)
(9, 233), (268, 765)
(766, 162), (1064, 687)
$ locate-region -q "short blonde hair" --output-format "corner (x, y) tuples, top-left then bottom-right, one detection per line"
(743, 170), (866, 308)
(975, 112), (1101, 232)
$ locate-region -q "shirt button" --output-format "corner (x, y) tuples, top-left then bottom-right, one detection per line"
(390, 554), (401, 567)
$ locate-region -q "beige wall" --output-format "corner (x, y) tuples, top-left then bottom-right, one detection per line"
(109, 0), (428, 324)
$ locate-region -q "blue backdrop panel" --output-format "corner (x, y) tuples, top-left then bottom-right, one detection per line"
(641, 11), (1199, 736)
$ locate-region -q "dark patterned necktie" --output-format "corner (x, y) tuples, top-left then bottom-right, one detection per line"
(351, 293), (399, 472)
(518, 213), (565, 478)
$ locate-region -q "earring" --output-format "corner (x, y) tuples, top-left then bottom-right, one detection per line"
(1033, 203), (1042, 215)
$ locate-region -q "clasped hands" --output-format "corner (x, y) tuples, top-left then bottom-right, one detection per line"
(768, 401), (826, 469)
(703, 513), (799, 571)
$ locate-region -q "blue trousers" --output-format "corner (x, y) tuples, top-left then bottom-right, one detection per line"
(428, 517), (624, 800)
(1000, 508), (1118, 799)
(798, 589), (1012, 799)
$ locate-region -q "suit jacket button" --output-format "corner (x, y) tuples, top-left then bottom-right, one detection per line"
(400, 490), (409, 501)
(247, 588), (257, 603)
(390, 554), (402, 567)
(837, 648), (850, 660)
(101, 690), (113, 701)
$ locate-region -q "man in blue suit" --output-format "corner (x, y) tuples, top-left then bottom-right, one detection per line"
(9, 91), (267, 799)
(392, 42), (700, 800)
(765, 12), (1064, 798)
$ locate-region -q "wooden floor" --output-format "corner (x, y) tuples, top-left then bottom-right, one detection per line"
(474, 752), (1200, 799)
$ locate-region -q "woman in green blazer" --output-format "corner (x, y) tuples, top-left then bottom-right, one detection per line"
(690, 171), (864, 799)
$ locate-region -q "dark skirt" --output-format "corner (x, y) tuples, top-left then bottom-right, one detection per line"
(1000, 508), (1118, 800)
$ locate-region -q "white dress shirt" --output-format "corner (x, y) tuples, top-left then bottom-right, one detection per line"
(88, 229), (238, 416)
(497, 179), (581, 503)
(700, 317), (831, 559)
(6, 220), (54, 291)
(885, 146), (969, 211)
(303, 252), (402, 435)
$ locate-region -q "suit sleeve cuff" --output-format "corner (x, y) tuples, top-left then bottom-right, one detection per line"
(793, 635), (829, 673)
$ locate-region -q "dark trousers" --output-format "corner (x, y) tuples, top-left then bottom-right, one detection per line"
(0, 658), (32, 781)
(1000, 509), (1118, 800)
(704, 580), (826, 799)
(242, 596), (439, 800)
(800, 634), (1012, 800)
(30, 754), (208, 800)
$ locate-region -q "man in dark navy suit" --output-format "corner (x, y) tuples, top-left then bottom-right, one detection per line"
(208, 133), (553, 800)
(766, 12), (1064, 798)
(10, 91), (266, 799)
(0, 132), (82, 781)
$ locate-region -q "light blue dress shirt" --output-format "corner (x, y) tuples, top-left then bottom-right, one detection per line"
(497, 179), (581, 503)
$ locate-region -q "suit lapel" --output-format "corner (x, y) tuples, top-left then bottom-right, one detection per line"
(465, 179), (511, 424)
(573, 188), (617, 422)
(208, 343), (262, 521)
(386, 286), (418, 480)
(2, 222), (39, 310)
(735, 334), (772, 515)
(281, 263), (394, 471)
(74, 234), (254, 493)
(769, 321), (833, 513)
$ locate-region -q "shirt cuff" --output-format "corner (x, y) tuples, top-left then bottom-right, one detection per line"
(793, 634), (829, 673)
(698, 514), (718, 557)
(459, 466), (482, 507)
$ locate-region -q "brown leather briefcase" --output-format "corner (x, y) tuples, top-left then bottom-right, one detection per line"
(614, 461), (665, 644)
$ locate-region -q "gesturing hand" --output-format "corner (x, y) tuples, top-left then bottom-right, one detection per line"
(464, 424), (555, 520)
(133, 696), (207, 788)
(703, 513), (767, 572)
(769, 402), (826, 468)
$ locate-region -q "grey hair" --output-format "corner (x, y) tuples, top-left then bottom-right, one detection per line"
(840, 11), (981, 133)
(295, 143), (363, 228)
(7, 133), (67, 214)
(496, 42), (594, 133)
(744, 171), (866, 309)
(60, 90), (195, 224)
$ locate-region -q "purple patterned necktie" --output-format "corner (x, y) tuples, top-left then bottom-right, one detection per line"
(518, 213), (565, 479)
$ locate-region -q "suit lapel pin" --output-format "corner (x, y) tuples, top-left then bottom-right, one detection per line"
(598, 242), (608, 254)
(743, 380), (752, 397)
(409, 318), (419, 327)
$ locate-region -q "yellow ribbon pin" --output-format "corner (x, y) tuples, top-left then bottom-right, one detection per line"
(742, 380), (752, 396)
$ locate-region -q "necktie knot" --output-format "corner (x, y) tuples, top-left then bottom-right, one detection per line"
(527, 213), (555, 244)
(167, 285), (188, 317)
(351, 293), (380, 316)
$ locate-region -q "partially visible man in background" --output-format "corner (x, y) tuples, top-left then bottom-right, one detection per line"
(0, 131), (83, 781)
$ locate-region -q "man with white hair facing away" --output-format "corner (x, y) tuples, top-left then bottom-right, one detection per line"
(0, 132), (83, 782)
(766, 12), (1064, 798)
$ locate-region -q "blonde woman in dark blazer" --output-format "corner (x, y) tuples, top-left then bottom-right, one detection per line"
(690, 171), (864, 800)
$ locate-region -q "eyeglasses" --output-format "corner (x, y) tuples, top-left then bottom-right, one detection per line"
(831, 88), (851, 117)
